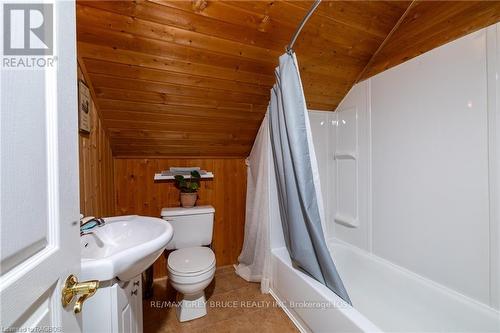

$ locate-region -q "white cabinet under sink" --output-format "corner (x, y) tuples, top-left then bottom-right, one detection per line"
(80, 215), (172, 333)
(83, 275), (143, 333)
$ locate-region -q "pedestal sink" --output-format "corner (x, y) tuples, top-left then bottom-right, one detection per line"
(80, 215), (173, 281)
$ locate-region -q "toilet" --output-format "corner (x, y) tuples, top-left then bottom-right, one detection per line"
(161, 205), (216, 322)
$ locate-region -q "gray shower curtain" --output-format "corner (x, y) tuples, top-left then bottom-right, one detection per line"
(269, 52), (351, 305)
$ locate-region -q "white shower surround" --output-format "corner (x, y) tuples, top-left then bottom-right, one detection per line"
(268, 23), (500, 332)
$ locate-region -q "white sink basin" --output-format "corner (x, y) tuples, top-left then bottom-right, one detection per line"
(80, 215), (173, 281)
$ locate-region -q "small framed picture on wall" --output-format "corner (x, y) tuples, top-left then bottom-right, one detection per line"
(78, 80), (91, 133)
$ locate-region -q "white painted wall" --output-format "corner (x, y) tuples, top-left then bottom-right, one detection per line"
(310, 23), (500, 309)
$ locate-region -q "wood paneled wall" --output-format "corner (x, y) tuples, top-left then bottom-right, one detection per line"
(78, 66), (115, 217)
(114, 158), (247, 278)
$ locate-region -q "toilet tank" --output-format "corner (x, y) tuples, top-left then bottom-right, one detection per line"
(161, 205), (215, 250)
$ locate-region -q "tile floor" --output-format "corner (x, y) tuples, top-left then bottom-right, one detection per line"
(143, 266), (299, 333)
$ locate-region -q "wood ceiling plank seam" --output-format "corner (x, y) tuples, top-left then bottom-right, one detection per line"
(88, 68), (338, 109)
(79, 41), (362, 87)
(110, 151), (251, 158)
(110, 144), (255, 150)
(113, 154), (249, 159)
(100, 114), (263, 128)
(82, 59), (271, 96)
(376, 1), (496, 47)
(112, 142), (252, 149)
(76, 4), (281, 65)
(100, 109), (264, 123)
(109, 143), (254, 150)
(77, 33), (271, 76)
(355, 0), (417, 84)
(111, 145), (252, 149)
(92, 81), (269, 107)
(298, 62), (359, 84)
(107, 132), (256, 142)
(103, 119), (258, 139)
(224, 1), (312, 26)
(102, 118), (260, 131)
(309, 1), (412, 38)
(103, 117), (260, 129)
(361, 1), (500, 79)
(172, 0), (386, 59)
(97, 98), (267, 114)
(296, 25), (383, 61)
(100, 115), (262, 129)
(112, 153), (250, 158)
(110, 138), (254, 145)
(77, 44), (275, 86)
(106, 128), (257, 141)
(99, 103), (265, 119)
(111, 146), (252, 153)
(93, 87), (266, 112)
(302, 82), (350, 99)
(372, 4), (493, 57)
(99, 106), (265, 118)
(112, 148), (251, 153)
(76, 26), (276, 75)
(386, 1), (415, 11)
(111, 147), (251, 153)
(80, 1), (289, 49)
(256, 1), (404, 39)
(284, 1), (392, 39)
(154, 1), (376, 56)
(148, 0), (291, 39)
(97, 100), (267, 117)
(88, 73), (269, 104)
(297, 52), (369, 72)
(77, 3), (375, 66)
(366, 2), (500, 61)
(226, 0), (386, 54)
(111, 149), (252, 157)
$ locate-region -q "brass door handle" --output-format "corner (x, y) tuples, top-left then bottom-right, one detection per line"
(61, 274), (99, 314)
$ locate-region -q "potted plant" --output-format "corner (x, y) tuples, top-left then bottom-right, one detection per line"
(174, 170), (201, 208)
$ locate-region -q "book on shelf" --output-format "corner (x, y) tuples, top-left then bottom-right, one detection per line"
(160, 168), (208, 176)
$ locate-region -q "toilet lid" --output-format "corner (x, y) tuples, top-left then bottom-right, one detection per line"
(168, 247), (215, 274)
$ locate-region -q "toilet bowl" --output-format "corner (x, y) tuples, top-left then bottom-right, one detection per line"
(161, 205), (216, 322)
(167, 246), (216, 322)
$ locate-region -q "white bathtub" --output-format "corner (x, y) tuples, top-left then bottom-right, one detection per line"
(270, 242), (500, 333)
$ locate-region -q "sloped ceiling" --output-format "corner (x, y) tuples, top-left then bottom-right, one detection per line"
(76, 1), (500, 157)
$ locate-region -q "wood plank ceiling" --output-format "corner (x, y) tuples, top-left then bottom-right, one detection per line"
(76, 1), (500, 158)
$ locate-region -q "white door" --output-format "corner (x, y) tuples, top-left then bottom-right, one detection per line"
(1, 1), (81, 331)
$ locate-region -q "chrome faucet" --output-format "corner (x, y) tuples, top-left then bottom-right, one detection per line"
(80, 216), (105, 236)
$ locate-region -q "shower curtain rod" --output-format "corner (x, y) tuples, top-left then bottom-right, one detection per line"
(286, 0), (322, 54)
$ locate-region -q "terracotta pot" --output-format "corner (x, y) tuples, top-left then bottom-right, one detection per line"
(180, 192), (197, 208)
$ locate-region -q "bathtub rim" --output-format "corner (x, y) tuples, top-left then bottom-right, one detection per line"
(329, 237), (500, 317)
(270, 240), (500, 333)
(269, 246), (382, 333)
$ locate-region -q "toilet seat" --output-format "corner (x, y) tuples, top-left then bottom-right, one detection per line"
(167, 248), (216, 322)
(167, 247), (216, 278)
